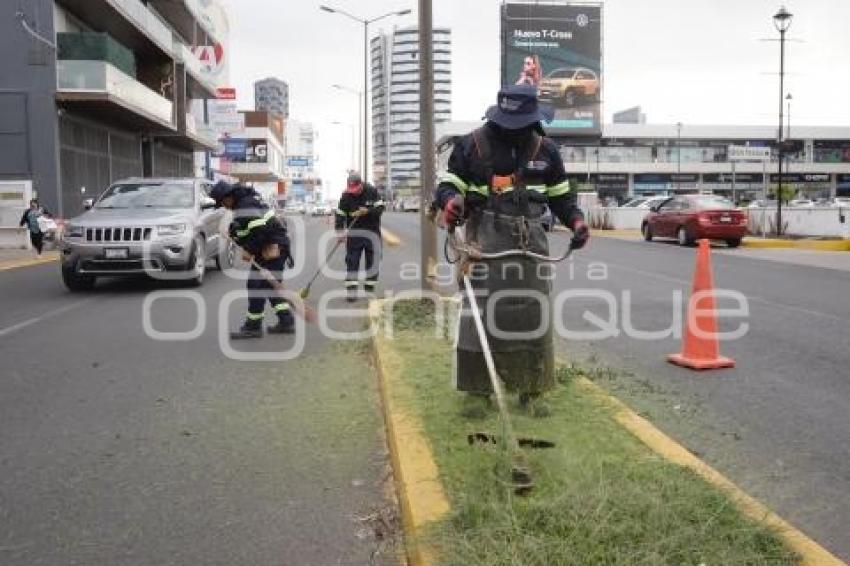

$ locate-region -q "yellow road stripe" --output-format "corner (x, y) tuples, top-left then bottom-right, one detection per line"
(743, 238), (850, 251)
(381, 227), (402, 247)
(369, 300), (449, 566)
(574, 376), (845, 566)
(0, 252), (59, 272)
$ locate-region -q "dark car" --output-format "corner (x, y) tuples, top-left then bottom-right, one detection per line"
(642, 195), (747, 248)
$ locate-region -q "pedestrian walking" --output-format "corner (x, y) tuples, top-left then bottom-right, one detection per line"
(19, 199), (51, 255)
(335, 172), (385, 302)
(433, 84), (590, 415)
(210, 181), (295, 339)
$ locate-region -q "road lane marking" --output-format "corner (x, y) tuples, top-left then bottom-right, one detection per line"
(0, 299), (92, 338)
(0, 252), (59, 272)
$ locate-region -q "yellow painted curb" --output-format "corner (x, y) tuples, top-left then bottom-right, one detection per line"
(591, 229), (642, 239)
(369, 301), (450, 566)
(575, 376), (845, 566)
(0, 252), (59, 272)
(743, 238), (850, 251)
(381, 227), (403, 247)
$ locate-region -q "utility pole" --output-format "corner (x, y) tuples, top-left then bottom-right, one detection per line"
(419, 0), (437, 290)
(773, 6), (792, 235)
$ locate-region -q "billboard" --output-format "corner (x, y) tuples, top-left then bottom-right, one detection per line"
(501, 2), (602, 136)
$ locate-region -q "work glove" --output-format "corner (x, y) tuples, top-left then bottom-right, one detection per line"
(443, 194), (465, 227)
(351, 206), (370, 218)
(570, 220), (590, 250)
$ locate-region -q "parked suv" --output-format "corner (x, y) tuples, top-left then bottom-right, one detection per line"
(538, 67), (600, 107)
(59, 178), (232, 291)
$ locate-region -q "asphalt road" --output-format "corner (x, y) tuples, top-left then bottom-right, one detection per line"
(382, 213), (850, 561)
(0, 214), (418, 566)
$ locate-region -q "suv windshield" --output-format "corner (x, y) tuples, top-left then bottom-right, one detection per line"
(96, 183), (194, 209)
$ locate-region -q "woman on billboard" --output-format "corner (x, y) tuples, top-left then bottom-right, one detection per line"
(515, 54), (542, 87)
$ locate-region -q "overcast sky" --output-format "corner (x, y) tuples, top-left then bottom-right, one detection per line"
(220, 0), (850, 199)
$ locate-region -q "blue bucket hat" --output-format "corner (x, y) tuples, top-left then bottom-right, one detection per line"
(484, 84), (554, 130)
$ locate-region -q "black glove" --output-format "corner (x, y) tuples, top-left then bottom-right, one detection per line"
(570, 220), (590, 250)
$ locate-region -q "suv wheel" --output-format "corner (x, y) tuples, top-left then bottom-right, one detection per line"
(62, 265), (96, 292)
(677, 226), (693, 246)
(187, 236), (206, 286)
(642, 223), (653, 241)
(214, 240), (235, 270)
(726, 238), (742, 248)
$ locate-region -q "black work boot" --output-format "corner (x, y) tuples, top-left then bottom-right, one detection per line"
(346, 283), (358, 303)
(230, 323), (263, 340)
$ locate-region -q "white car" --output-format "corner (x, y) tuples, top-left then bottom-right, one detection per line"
(623, 196), (669, 209)
(401, 197), (421, 212)
(311, 203), (332, 216)
(832, 197), (850, 208)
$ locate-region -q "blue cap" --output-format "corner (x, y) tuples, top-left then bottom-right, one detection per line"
(484, 84), (554, 129)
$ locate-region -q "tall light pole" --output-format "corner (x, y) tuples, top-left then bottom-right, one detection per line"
(774, 6), (793, 235)
(331, 120), (356, 171)
(785, 93), (792, 138)
(320, 5), (411, 184)
(419, 0), (437, 289)
(676, 122), (683, 193)
(332, 84), (362, 170)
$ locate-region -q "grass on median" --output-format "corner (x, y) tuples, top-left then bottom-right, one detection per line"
(380, 299), (797, 565)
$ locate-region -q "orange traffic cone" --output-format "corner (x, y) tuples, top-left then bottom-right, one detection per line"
(668, 239), (736, 370)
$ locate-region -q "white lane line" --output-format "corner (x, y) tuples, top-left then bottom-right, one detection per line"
(571, 256), (849, 325)
(0, 299), (93, 338)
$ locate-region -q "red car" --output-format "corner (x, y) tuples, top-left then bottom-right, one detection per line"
(641, 195), (747, 248)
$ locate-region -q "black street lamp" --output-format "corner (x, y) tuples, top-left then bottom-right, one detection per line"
(319, 5), (412, 184)
(774, 6), (792, 235)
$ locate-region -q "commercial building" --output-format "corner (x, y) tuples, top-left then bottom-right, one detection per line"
(437, 122), (850, 204)
(0, 0), (227, 223)
(371, 26), (451, 198)
(220, 111), (286, 202)
(254, 77), (289, 119)
(284, 120), (320, 203)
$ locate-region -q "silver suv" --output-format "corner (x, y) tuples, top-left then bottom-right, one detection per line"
(60, 178), (233, 291)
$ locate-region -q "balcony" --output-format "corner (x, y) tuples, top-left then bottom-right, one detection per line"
(148, 0), (224, 45)
(174, 40), (218, 98)
(57, 0), (173, 59)
(56, 60), (175, 131)
(185, 113), (219, 150)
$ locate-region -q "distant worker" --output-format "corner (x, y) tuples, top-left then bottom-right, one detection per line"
(210, 181), (295, 339)
(19, 199), (51, 256)
(433, 84), (589, 414)
(335, 172), (385, 302)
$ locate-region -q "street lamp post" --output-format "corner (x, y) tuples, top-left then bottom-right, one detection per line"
(786, 93), (792, 138)
(331, 120), (356, 170)
(320, 5), (411, 184)
(774, 6), (793, 235)
(676, 122), (682, 193)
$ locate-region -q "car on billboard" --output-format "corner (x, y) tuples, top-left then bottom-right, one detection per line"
(538, 67), (600, 108)
(641, 195), (747, 248)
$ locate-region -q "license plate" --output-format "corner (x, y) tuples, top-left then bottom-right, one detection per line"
(719, 215), (732, 223)
(104, 247), (128, 259)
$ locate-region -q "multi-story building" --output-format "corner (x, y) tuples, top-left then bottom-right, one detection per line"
(371, 26), (451, 198)
(254, 77), (289, 119)
(0, 0), (227, 222)
(223, 111), (286, 202)
(284, 119), (319, 203)
(437, 122), (850, 203)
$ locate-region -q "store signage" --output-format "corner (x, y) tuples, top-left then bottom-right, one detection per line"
(728, 145), (771, 161)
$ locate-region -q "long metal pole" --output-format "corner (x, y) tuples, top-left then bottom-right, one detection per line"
(777, 28), (785, 235)
(363, 21), (369, 182)
(418, 0), (437, 289)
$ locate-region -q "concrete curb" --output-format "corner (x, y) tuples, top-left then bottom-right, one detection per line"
(742, 238), (850, 251)
(368, 301), (450, 566)
(369, 298), (843, 565)
(575, 375), (845, 566)
(0, 252), (59, 272)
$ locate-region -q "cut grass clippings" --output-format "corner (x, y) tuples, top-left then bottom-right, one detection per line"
(379, 299), (797, 565)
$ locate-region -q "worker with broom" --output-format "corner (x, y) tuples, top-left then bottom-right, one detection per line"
(335, 172), (385, 302)
(433, 84), (590, 416)
(210, 180), (295, 339)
